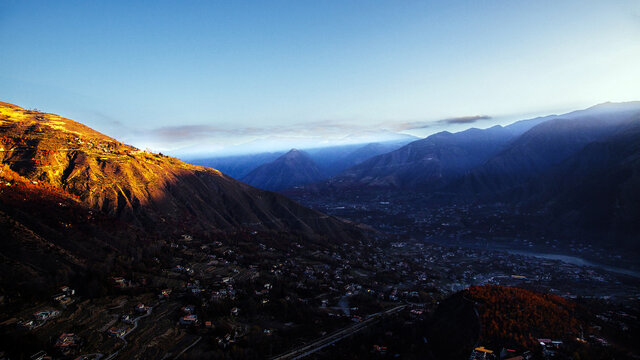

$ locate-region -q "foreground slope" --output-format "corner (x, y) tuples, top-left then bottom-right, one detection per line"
(428, 285), (581, 359)
(0, 101), (361, 241)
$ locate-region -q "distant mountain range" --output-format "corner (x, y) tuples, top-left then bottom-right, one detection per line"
(308, 102), (639, 193)
(188, 138), (414, 183)
(453, 102), (640, 196)
(293, 101), (640, 251)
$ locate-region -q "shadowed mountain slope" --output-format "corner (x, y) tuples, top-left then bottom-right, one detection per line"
(318, 121), (542, 191)
(305, 102), (640, 194)
(454, 102), (640, 195)
(518, 120), (640, 248)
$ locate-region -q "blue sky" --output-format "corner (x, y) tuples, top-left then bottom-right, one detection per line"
(1, 0), (639, 155)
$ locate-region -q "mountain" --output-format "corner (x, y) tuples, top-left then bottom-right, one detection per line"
(520, 120), (640, 248)
(185, 138), (415, 181)
(0, 162), (142, 297)
(288, 102), (640, 255)
(0, 101), (362, 241)
(454, 102), (640, 195)
(306, 102), (640, 193)
(306, 140), (415, 178)
(317, 121), (541, 191)
(241, 149), (323, 191)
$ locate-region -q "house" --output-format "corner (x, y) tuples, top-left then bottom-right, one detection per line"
(136, 303), (150, 313)
(373, 345), (388, 353)
(537, 338), (552, 346)
(112, 277), (129, 288)
(18, 319), (36, 330)
(53, 292), (74, 305)
(33, 309), (60, 321)
(470, 346), (496, 360)
(59, 286), (75, 296)
(158, 288), (172, 299)
(551, 340), (563, 348)
(53, 287), (75, 305)
(107, 327), (128, 337)
(186, 282), (202, 294)
(55, 333), (81, 349)
(179, 315), (198, 326)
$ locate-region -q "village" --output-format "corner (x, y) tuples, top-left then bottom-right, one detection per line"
(1, 227), (638, 359)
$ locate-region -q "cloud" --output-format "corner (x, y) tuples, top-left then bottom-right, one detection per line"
(135, 114), (494, 155)
(391, 121), (434, 131)
(438, 115), (491, 125)
(146, 120), (372, 142)
(143, 115), (493, 143)
(389, 115), (492, 130)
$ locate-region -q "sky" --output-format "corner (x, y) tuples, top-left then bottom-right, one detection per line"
(1, 0), (639, 156)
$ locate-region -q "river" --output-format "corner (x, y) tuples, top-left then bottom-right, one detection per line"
(427, 238), (640, 279)
(503, 249), (640, 279)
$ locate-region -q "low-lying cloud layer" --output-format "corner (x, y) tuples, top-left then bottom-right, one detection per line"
(127, 114), (494, 155)
(391, 115), (492, 131)
(438, 115), (491, 125)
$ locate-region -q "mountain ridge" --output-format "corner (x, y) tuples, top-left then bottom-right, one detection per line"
(0, 101), (363, 242)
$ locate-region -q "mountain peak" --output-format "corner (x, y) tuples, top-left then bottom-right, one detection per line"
(242, 148), (322, 191)
(284, 147), (314, 158)
(284, 148), (302, 157)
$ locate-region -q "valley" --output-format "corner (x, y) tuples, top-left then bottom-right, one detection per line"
(288, 190), (639, 272)
(0, 102), (639, 359)
(3, 2), (640, 359)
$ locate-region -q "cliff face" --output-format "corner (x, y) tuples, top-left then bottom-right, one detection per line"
(0, 101), (362, 240)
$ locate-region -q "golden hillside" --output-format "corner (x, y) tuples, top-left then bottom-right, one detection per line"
(0, 101), (361, 240)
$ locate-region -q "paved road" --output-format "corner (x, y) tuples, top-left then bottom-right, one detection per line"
(271, 305), (406, 360)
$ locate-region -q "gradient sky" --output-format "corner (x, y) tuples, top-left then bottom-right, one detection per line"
(1, 0), (639, 155)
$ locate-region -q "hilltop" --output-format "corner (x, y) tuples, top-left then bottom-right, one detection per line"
(0, 101), (362, 241)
